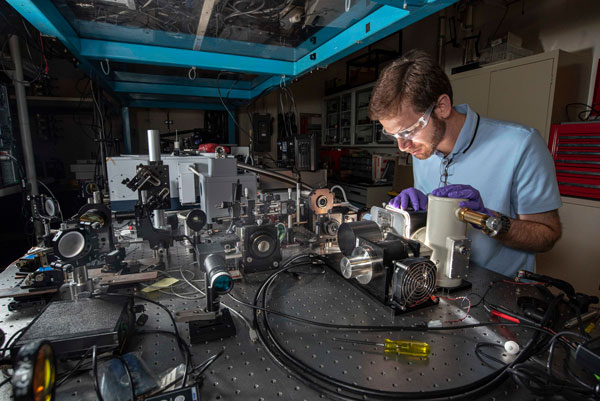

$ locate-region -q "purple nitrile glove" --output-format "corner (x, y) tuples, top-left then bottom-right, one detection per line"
(431, 184), (492, 215)
(389, 187), (428, 211)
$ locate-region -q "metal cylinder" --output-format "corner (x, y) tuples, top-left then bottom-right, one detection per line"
(153, 209), (166, 229)
(9, 36), (41, 238)
(296, 182), (301, 225)
(337, 220), (383, 257)
(456, 207), (488, 228)
(73, 265), (89, 285)
(204, 253), (227, 277)
(147, 129), (161, 162)
(69, 265), (93, 300)
(340, 246), (374, 284)
(437, 9), (446, 66)
(92, 191), (102, 204)
(122, 107), (132, 154)
(9, 36), (38, 197)
(236, 163), (314, 191)
(204, 253), (233, 312)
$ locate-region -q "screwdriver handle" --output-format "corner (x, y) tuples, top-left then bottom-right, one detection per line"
(383, 339), (431, 357)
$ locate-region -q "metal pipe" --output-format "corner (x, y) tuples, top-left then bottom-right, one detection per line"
(92, 190), (102, 204)
(296, 182), (301, 225)
(9, 35), (41, 238)
(236, 162), (313, 191)
(147, 129), (161, 162)
(437, 9), (446, 66)
(188, 166), (202, 177)
(122, 107), (132, 154)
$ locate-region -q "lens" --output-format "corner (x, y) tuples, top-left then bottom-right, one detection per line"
(56, 230), (86, 259)
(12, 340), (56, 401)
(33, 344), (55, 401)
(213, 274), (233, 293)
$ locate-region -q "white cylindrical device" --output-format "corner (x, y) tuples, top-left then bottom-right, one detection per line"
(147, 129), (161, 162)
(425, 195), (467, 288)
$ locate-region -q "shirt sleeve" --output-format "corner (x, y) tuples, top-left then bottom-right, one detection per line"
(511, 130), (562, 215)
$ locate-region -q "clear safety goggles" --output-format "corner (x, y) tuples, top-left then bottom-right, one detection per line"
(382, 103), (436, 140)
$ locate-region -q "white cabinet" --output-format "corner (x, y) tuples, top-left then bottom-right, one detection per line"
(536, 197), (600, 298)
(450, 49), (589, 142)
(333, 181), (393, 208)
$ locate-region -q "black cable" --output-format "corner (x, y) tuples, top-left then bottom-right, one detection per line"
(0, 376), (10, 388)
(566, 102), (600, 121)
(546, 331), (589, 379)
(55, 348), (93, 387)
(216, 71), (252, 141)
(0, 328), (25, 360)
(193, 349), (224, 377)
(0, 327), (28, 378)
(92, 345), (104, 401)
(474, 342), (506, 367)
(469, 280), (497, 309)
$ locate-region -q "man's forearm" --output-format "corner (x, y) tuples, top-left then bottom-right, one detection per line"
(496, 216), (561, 253)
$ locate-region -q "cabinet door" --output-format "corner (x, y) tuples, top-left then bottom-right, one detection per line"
(325, 98), (340, 144)
(536, 200), (600, 298)
(355, 89), (374, 144)
(488, 59), (554, 140)
(340, 94), (352, 144)
(451, 73), (490, 116)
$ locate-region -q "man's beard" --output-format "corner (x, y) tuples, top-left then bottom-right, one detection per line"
(413, 116), (446, 160)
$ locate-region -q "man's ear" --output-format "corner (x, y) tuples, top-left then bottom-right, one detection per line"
(435, 94), (452, 119)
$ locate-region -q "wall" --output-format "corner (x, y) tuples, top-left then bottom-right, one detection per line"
(418, 0), (600, 105)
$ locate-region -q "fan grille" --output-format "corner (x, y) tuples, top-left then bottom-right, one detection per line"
(395, 259), (436, 307)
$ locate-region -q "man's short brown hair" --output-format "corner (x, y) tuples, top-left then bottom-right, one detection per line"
(369, 49), (453, 121)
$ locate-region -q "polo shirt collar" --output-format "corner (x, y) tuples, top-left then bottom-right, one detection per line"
(434, 104), (477, 158)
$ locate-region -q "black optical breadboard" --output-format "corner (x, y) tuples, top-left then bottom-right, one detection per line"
(13, 297), (133, 359)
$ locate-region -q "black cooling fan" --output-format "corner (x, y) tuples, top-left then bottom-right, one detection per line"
(392, 257), (438, 312)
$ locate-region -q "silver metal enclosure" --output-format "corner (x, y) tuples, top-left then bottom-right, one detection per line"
(107, 154), (257, 222)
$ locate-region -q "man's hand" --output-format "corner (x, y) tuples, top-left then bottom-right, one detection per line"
(432, 184), (492, 215)
(433, 184), (562, 253)
(390, 187), (428, 211)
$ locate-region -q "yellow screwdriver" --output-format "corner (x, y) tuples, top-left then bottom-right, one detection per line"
(332, 337), (431, 357)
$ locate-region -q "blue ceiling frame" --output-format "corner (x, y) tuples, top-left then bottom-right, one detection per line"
(7, 0), (457, 107)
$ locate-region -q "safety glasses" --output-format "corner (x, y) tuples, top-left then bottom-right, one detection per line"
(382, 103), (436, 140)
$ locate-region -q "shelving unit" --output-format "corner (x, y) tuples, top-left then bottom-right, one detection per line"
(323, 82), (393, 147)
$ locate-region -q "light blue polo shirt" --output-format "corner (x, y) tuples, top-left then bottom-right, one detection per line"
(413, 104), (562, 277)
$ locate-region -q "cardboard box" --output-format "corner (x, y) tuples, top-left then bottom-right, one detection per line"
(372, 154), (396, 182)
(392, 157), (414, 193)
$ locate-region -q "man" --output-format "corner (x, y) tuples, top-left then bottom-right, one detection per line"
(368, 49), (562, 277)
